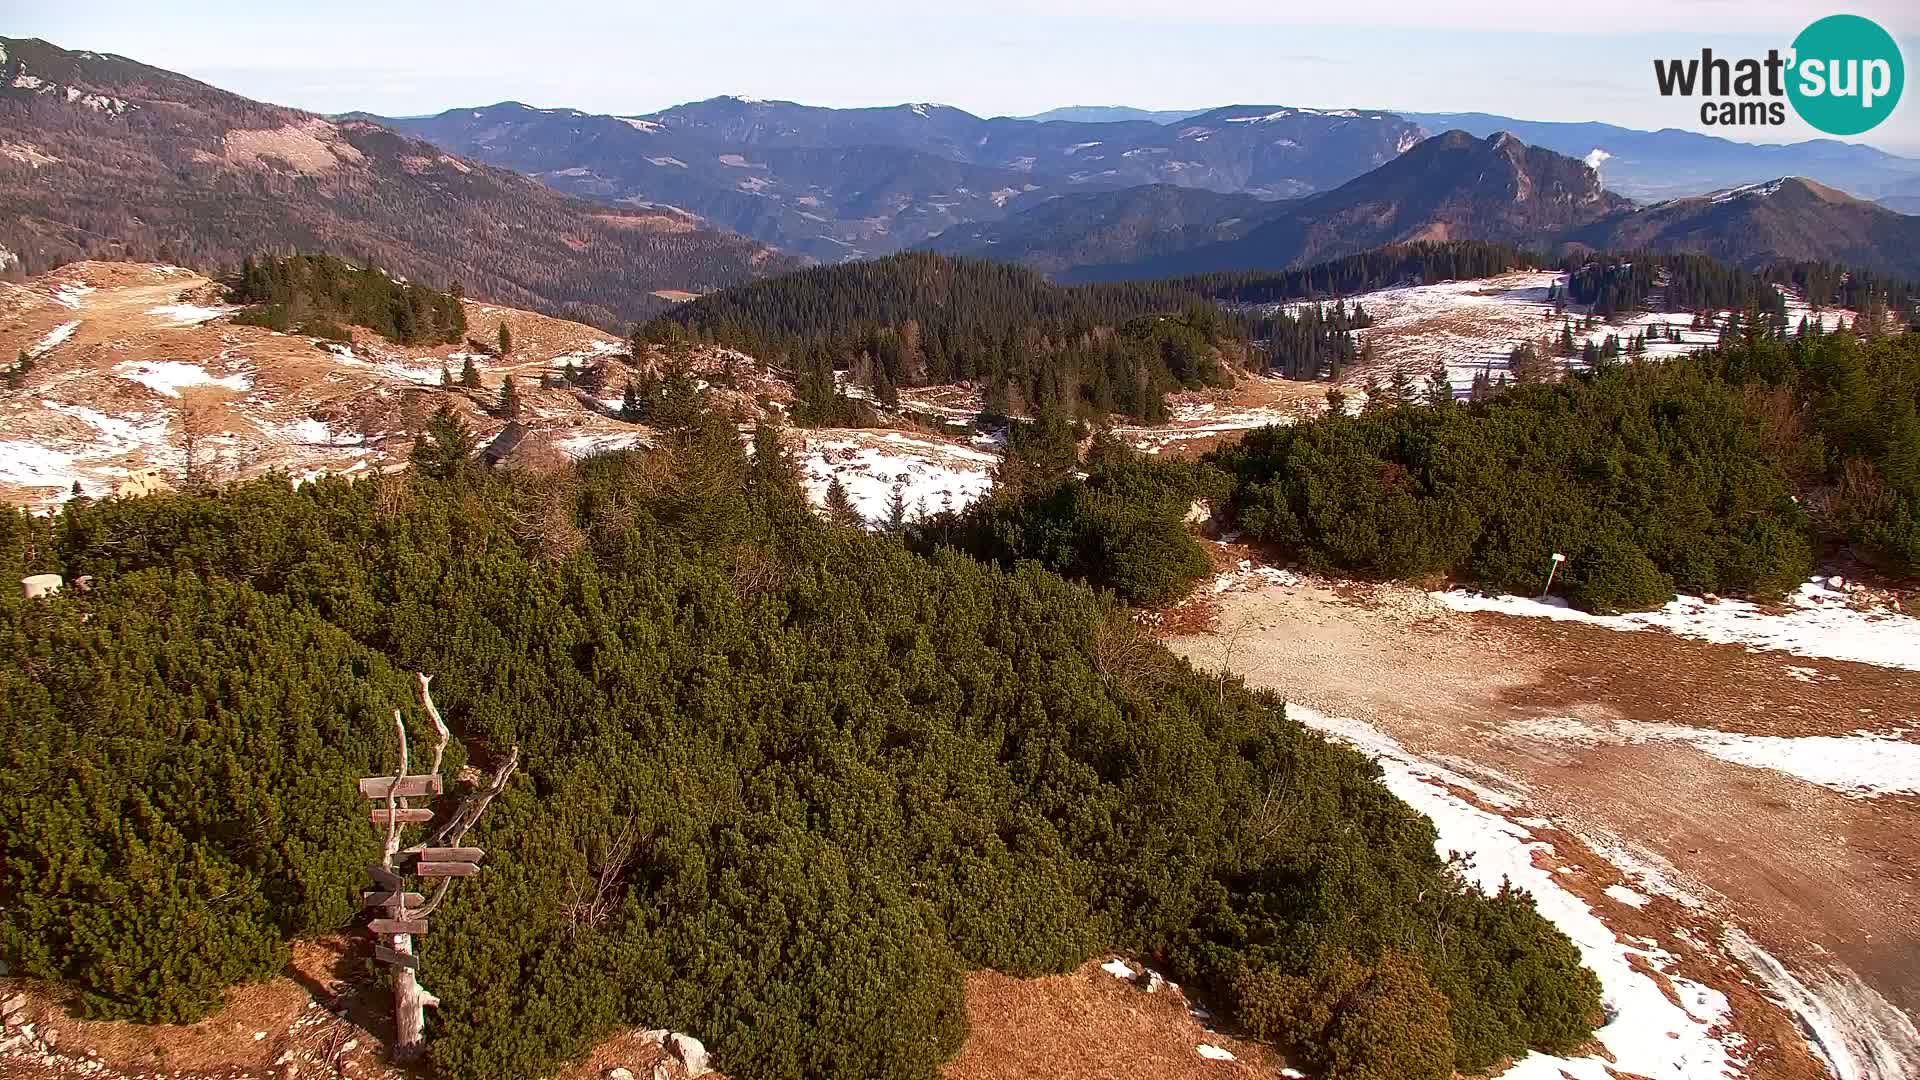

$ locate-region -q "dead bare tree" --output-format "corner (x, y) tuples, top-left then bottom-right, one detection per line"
(363, 672), (520, 1065)
(1214, 610), (1262, 705)
(177, 388), (227, 490)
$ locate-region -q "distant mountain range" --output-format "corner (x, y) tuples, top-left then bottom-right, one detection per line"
(0, 37), (793, 326)
(371, 95), (1920, 272)
(1013, 106), (1208, 125)
(928, 132), (1920, 281)
(367, 100), (1423, 260)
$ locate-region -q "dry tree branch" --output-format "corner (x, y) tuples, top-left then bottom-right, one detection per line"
(415, 672), (450, 783)
(382, 709), (409, 865)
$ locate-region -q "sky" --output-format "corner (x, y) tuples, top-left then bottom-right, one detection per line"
(11, 1), (1920, 154)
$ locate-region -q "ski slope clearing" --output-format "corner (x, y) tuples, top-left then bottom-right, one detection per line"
(1296, 705), (1743, 1080)
(1436, 577), (1920, 673)
(1166, 566), (1920, 1080)
(1277, 271), (1859, 401)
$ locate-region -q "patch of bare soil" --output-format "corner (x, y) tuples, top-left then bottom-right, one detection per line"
(943, 961), (1279, 1080)
(0, 937), (401, 1080)
(1162, 570), (1920, 1077)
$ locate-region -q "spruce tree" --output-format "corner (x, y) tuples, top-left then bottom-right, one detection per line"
(822, 478), (863, 528)
(885, 488), (909, 534)
(1423, 363), (1453, 407)
(499, 375), (521, 418)
(496, 320), (512, 356)
(460, 356), (481, 390)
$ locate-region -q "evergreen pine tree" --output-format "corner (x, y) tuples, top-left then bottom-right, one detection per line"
(460, 356), (481, 389)
(496, 320), (512, 356)
(1423, 363), (1453, 407)
(499, 375), (521, 418)
(440, 361), (452, 387)
(885, 488), (909, 534)
(822, 478), (863, 528)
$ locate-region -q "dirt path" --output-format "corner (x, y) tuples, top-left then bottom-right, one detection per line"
(1166, 576), (1920, 1079)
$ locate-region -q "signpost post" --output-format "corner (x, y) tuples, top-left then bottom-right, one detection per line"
(1542, 551), (1567, 598)
(359, 673), (518, 1065)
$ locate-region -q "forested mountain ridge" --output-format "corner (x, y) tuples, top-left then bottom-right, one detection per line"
(921, 185), (1288, 276)
(641, 252), (1251, 421)
(369, 99), (1423, 260)
(0, 37), (796, 327)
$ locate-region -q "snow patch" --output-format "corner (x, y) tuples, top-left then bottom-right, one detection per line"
(1435, 578), (1920, 673)
(1195, 1044), (1235, 1061)
(145, 303), (231, 325)
(30, 321), (79, 357)
(114, 360), (253, 398)
(1605, 884), (1650, 908)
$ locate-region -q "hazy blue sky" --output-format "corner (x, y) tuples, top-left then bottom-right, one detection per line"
(12, 1), (1920, 153)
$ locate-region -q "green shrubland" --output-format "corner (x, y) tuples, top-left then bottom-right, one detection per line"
(0, 424), (1602, 1078)
(1216, 328), (1920, 606)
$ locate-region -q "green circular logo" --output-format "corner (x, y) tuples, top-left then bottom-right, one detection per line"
(1787, 15), (1904, 135)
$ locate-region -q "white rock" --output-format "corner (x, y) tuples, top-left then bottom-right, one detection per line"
(1144, 971), (1166, 993)
(604, 1068), (635, 1080)
(667, 1032), (709, 1077)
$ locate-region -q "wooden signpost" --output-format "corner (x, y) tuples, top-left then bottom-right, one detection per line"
(359, 672), (519, 1065)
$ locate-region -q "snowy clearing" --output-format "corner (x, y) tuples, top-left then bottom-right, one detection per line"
(1294, 705), (1742, 1080)
(1436, 577), (1920, 673)
(114, 360), (253, 397)
(798, 432), (998, 524)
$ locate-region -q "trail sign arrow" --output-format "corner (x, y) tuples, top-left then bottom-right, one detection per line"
(413, 862), (481, 878)
(369, 918), (428, 936)
(367, 864), (404, 891)
(368, 808), (436, 827)
(362, 891), (426, 908)
(374, 945), (420, 971)
(359, 775), (444, 799)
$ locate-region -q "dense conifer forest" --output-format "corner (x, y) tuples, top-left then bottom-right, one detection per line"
(0, 418), (1602, 1080)
(1214, 328), (1920, 610)
(228, 254), (468, 345)
(641, 253), (1246, 420)
(1170, 241), (1541, 305)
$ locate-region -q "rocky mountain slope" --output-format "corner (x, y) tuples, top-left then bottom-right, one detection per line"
(1571, 177), (1920, 278)
(370, 99), (1422, 259)
(1017, 131), (1631, 280)
(930, 132), (1920, 282)
(1402, 110), (1920, 203)
(0, 261), (655, 507)
(0, 37), (796, 327)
